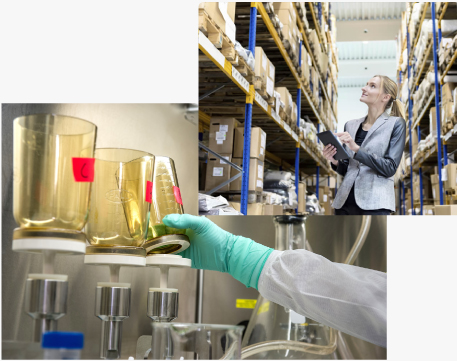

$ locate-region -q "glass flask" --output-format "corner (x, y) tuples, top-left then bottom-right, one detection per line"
(241, 216), (336, 360)
(85, 148), (154, 247)
(150, 323), (244, 360)
(145, 156), (189, 254)
(13, 114), (97, 235)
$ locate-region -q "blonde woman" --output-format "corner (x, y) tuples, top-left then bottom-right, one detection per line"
(323, 75), (406, 215)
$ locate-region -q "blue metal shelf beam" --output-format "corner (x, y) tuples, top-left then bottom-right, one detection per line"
(431, 3), (444, 205)
(240, 4), (258, 215)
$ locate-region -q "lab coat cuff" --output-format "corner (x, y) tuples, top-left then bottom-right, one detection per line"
(258, 250), (282, 293)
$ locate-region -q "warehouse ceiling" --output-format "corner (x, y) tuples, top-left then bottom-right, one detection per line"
(331, 2), (405, 21)
(332, 2), (406, 88)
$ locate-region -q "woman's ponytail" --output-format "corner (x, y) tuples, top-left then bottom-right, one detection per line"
(391, 98), (406, 119)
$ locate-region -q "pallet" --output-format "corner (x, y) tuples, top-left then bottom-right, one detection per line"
(199, 10), (236, 61)
(232, 55), (255, 83)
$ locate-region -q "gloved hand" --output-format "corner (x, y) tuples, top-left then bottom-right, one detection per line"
(162, 214), (273, 289)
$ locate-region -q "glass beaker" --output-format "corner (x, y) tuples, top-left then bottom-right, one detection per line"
(13, 114), (97, 235)
(85, 148), (154, 247)
(150, 323), (244, 360)
(273, 215), (307, 251)
(241, 215), (336, 359)
(145, 156), (189, 254)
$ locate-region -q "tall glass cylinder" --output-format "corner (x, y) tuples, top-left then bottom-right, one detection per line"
(85, 148), (154, 247)
(146, 156), (189, 254)
(151, 323), (244, 360)
(273, 216), (307, 251)
(13, 114), (97, 234)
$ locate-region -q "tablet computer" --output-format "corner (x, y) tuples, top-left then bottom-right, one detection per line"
(317, 131), (350, 160)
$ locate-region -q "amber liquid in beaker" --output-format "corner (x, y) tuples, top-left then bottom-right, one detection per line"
(148, 156), (186, 247)
(86, 149), (154, 247)
(13, 115), (96, 230)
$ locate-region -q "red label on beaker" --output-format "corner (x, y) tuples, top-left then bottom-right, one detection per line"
(146, 181), (153, 203)
(72, 158), (95, 182)
(173, 186), (183, 205)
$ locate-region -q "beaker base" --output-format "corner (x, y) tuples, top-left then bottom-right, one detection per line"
(13, 228), (86, 254)
(144, 234), (190, 255)
(85, 246), (146, 266)
(85, 254), (146, 267)
(146, 254), (191, 268)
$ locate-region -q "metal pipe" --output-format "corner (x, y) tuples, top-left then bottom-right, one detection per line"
(199, 142), (243, 172)
(344, 216), (371, 266)
(195, 269), (204, 324)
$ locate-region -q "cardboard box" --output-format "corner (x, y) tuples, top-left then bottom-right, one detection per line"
(276, 9), (294, 26)
(432, 182), (441, 205)
(266, 76), (275, 97)
(233, 127), (267, 161)
(444, 163), (457, 190)
(319, 52), (329, 76)
(230, 158), (264, 192)
(411, 127), (418, 155)
(283, 23), (299, 56)
(205, 155), (233, 192)
(273, 2), (296, 21)
(291, 102), (298, 123)
(442, 101), (455, 128)
(434, 205), (457, 215)
(268, 60), (275, 83)
(323, 196), (333, 215)
(430, 107), (437, 136)
(423, 205), (435, 215)
(275, 87), (293, 116)
(230, 202), (265, 215)
(442, 82), (457, 104)
(264, 204), (284, 215)
(208, 117), (239, 154)
(199, 3), (236, 42)
(301, 45), (310, 83)
(255, 47), (268, 82)
(298, 182), (307, 213)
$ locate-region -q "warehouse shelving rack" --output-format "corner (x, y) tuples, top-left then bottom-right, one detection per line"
(198, 2), (337, 214)
(399, 2), (457, 215)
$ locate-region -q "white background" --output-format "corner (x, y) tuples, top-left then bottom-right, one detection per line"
(1, 1), (456, 360)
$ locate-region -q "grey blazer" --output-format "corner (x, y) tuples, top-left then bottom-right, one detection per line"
(332, 112), (406, 211)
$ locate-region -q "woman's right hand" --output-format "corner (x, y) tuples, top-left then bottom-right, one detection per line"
(323, 144), (338, 165)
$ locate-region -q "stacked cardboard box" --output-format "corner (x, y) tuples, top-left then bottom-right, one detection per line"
(274, 2), (300, 61)
(264, 204), (284, 215)
(230, 127), (266, 193)
(275, 87), (293, 119)
(441, 83), (456, 134)
(319, 186), (334, 215)
(431, 173), (441, 205)
(444, 163), (457, 193)
(434, 205), (457, 215)
(230, 158), (264, 193)
(230, 202), (265, 215)
(205, 117), (240, 192)
(199, 3), (236, 45)
(297, 182), (307, 213)
(300, 44), (310, 86)
(254, 47), (276, 99)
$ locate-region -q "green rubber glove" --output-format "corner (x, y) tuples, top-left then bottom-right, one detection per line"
(162, 214), (273, 289)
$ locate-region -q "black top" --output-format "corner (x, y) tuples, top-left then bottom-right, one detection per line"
(354, 122), (368, 146)
(331, 117), (407, 178)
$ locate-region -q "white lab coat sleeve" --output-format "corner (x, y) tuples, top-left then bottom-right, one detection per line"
(258, 250), (387, 348)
